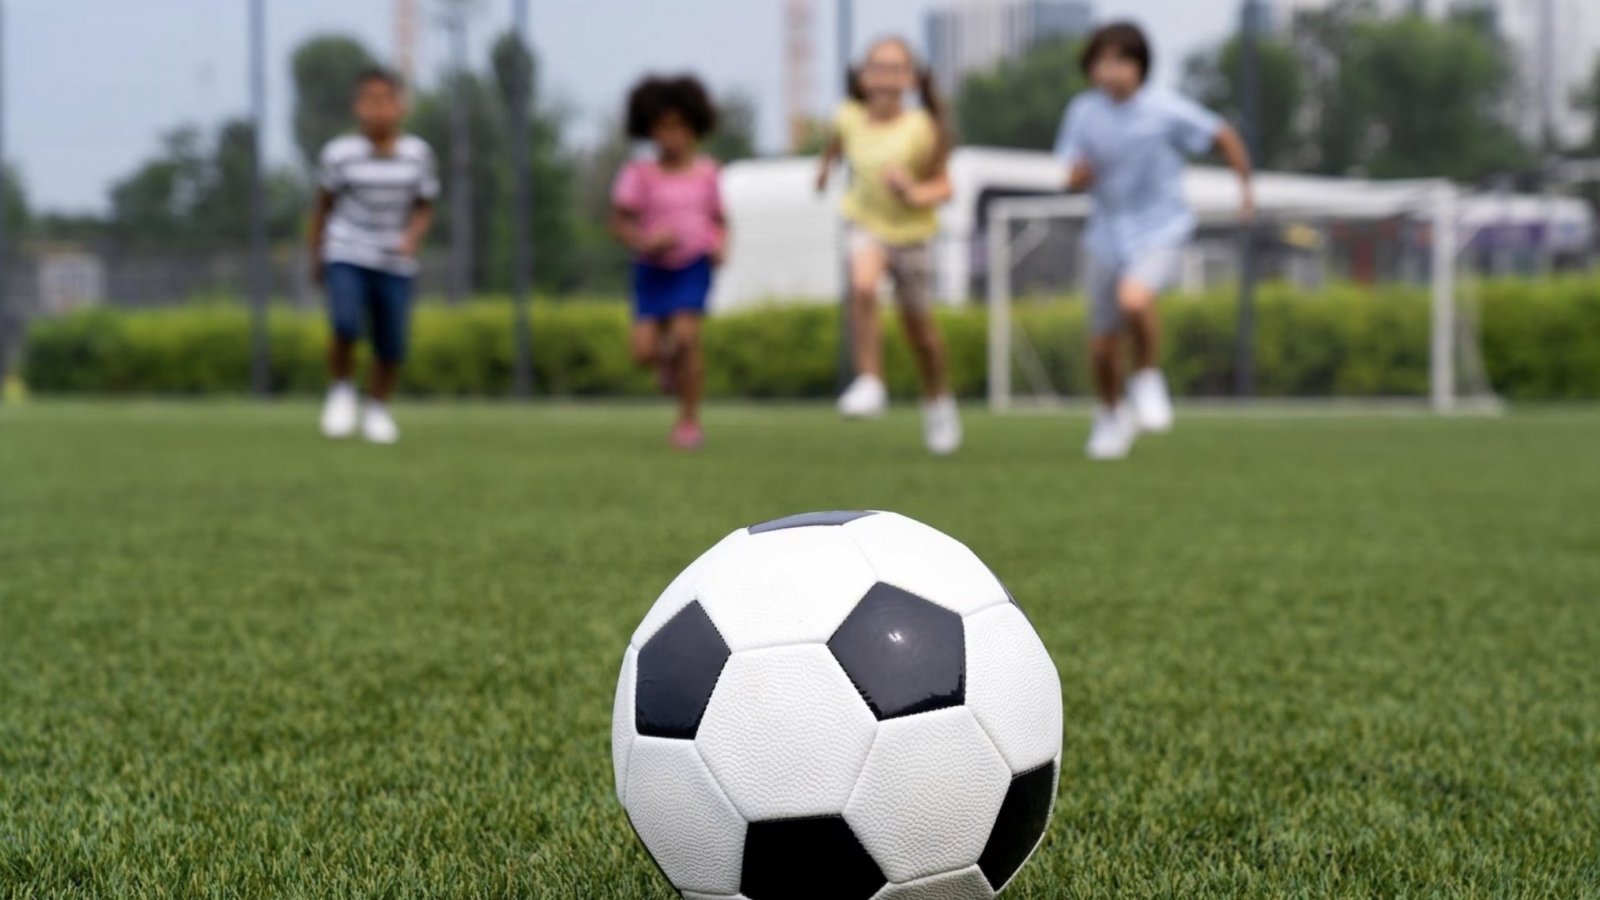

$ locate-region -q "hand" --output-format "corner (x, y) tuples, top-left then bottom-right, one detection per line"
(642, 230), (680, 256)
(395, 234), (421, 259)
(884, 167), (915, 203)
(815, 167), (830, 196)
(1239, 187), (1257, 223)
(711, 243), (727, 268)
(1067, 161), (1095, 191)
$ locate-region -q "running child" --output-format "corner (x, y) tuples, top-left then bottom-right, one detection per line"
(816, 37), (962, 456)
(1056, 22), (1254, 460)
(311, 67), (438, 445)
(610, 76), (728, 451)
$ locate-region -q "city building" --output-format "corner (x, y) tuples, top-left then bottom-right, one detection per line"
(924, 0), (1095, 98)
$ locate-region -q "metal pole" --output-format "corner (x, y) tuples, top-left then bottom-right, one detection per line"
(446, 4), (473, 305)
(834, 0), (854, 393)
(0, 0), (11, 394)
(1431, 181), (1457, 414)
(508, 0), (534, 397)
(1234, 0), (1263, 397)
(986, 204), (1012, 412)
(247, 0), (271, 396)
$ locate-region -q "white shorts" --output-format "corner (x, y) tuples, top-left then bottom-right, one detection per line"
(1086, 246), (1182, 336)
(847, 226), (935, 312)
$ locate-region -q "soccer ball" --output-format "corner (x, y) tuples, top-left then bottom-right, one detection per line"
(612, 510), (1063, 899)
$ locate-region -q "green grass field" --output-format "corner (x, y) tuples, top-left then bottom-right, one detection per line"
(2, 402), (1597, 898)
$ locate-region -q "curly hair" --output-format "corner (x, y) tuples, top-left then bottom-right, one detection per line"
(626, 75), (718, 140)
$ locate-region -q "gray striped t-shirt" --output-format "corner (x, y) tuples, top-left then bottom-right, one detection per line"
(319, 134), (440, 276)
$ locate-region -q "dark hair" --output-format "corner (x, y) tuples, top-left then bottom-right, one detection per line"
(626, 75), (718, 140)
(355, 66), (405, 94)
(1080, 22), (1152, 83)
(848, 37), (951, 160)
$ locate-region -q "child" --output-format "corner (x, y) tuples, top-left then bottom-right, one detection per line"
(610, 76), (728, 451)
(816, 37), (962, 456)
(1055, 23), (1254, 460)
(310, 67), (438, 445)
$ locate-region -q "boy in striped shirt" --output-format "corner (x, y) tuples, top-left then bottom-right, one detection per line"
(310, 67), (439, 445)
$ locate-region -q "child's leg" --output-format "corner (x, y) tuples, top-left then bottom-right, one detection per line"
(1086, 258), (1124, 407)
(1118, 279), (1162, 372)
(848, 237), (890, 379)
(325, 264), (363, 383)
(890, 245), (949, 399)
(668, 311), (704, 426)
(367, 270), (414, 403)
(630, 319), (664, 367)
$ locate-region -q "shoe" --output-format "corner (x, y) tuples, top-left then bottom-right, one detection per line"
(360, 402), (400, 445)
(670, 421), (704, 451)
(320, 382), (358, 439)
(837, 375), (888, 419)
(921, 395), (962, 456)
(1086, 404), (1135, 461)
(1127, 368), (1174, 434)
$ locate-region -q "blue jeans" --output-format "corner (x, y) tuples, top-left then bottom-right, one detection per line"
(326, 262), (415, 363)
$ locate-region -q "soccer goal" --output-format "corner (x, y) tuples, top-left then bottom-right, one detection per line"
(983, 179), (1508, 415)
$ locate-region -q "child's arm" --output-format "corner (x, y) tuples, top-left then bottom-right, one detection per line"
(885, 121), (954, 210)
(814, 132), (843, 194)
(308, 190), (335, 284)
(397, 199), (436, 259)
(1212, 124), (1256, 220)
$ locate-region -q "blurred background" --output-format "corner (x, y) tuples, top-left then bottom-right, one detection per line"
(1, 0), (1597, 403)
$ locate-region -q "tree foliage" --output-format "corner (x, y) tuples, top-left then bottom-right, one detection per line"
(1183, 36), (1305, 170)
(954, 38), (1085, 149)
(291, 35), (377, 171)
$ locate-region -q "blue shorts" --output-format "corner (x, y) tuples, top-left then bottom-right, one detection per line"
(632, 256), (712, 321)
(326, 262), (415, 364)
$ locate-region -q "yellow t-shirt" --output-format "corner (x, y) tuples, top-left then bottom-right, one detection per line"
(835, 102), (942, 246)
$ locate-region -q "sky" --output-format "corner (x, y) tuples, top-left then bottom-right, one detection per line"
(4, 0), (1238, 214)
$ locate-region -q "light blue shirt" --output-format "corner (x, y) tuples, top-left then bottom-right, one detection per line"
(1053, 86), (1223, 265)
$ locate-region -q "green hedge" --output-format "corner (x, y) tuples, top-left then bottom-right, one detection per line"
(22, 280), (1600, 400)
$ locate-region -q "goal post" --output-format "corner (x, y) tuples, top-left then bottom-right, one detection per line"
(984, 180), (1503, 415)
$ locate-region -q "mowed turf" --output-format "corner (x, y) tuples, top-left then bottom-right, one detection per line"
(1, 402), (1597, 899)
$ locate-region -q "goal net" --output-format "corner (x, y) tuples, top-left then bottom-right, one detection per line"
(983, 180), (1511, 414)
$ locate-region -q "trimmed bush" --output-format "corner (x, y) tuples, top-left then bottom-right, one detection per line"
(22, 280), (1600, 401)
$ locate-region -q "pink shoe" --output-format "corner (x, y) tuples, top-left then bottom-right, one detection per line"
(670, 421), (704, 450)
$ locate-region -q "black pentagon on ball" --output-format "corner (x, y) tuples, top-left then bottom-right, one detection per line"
(741, 816), (887, 900)
(748, 510), (877, 534)
(634, 601), (729, 740)
(978, 759), (1058, 890)
(828, 582), (965, 721)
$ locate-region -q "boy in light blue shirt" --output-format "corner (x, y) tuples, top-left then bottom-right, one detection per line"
(1054, 22), (1255, 460)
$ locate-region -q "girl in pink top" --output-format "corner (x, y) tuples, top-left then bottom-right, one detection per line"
(610, 75), (728, 451)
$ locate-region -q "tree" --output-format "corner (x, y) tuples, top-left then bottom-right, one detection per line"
(1183, 36), (1305, 170)
(707, 91), (759, 163)
(1577, 56), (1600, 154)
(410, 34), (581, 292)
(291, 35), (377, 170)
(108, 121), (304, 245)
(955, 38), (1086, 149)
(3, 164), (28, 238)
(1293, 1), (1528, 179)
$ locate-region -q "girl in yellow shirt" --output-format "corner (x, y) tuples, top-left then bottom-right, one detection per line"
(816, 37), (962, 456)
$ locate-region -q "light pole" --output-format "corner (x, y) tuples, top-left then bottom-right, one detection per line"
(0, 0), (11, 394)
(508, 0), (534, 397)
(834, 0), (854, 393)
(247, 0), (271, 396)
(1234, 0), (1265, 398)
(440, 0), (476, 305)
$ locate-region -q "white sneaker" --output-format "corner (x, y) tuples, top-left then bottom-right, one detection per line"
(320, 382), (358, 439)
(360, 402), (400, 445)
(921, 395), (962, 456)
(837, 374), (888, 419)
(1127, 368), (1174, 434)
(1086, 404), (1135, 461)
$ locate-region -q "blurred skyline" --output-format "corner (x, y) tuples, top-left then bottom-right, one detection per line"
(6, 0), (1229, 214)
